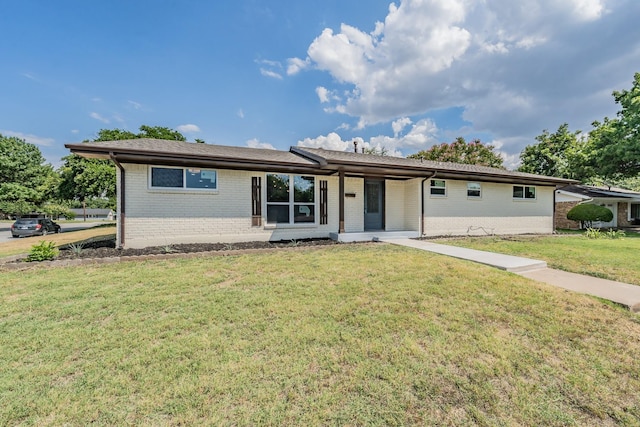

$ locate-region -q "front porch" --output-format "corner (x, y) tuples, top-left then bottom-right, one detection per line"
(329, 230), (420, 243)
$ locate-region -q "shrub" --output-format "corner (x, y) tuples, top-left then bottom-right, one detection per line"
(27, 241), (59, 262)
(605, 228), (625, 239)
(585, 227), (601, 239)
(567, 204), (613, 229)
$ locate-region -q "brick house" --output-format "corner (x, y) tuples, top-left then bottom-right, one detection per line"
(66, 139), (574, 249)
(555, 185), (640, 229)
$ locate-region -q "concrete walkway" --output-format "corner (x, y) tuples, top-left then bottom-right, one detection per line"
(381, 238), (640, 313)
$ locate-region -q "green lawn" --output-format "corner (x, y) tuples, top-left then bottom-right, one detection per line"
(439, 233), (640, 286)
(1, 244), (639, 425)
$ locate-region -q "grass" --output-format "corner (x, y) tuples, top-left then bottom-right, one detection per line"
(0, 224), (116, 258)
(439, 233), (640, 286)
(1, 244), (640, 425)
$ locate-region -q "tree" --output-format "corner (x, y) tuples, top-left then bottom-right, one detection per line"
(517, 123), (593, 181)
(408, 137), (504, 168)
(0, 134), (55, 216)
(590, 72), (640, 179)
(567, 204), (613, 229)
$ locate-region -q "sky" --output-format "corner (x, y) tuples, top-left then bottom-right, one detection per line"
(1, 0), (639, 169)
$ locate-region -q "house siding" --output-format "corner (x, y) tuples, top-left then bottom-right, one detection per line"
(385, 180), (405, 231)
(422, 181), (555, 236)
(121, 164), (339, 248)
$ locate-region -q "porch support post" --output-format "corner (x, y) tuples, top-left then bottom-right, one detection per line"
(339, 170), (345, 233)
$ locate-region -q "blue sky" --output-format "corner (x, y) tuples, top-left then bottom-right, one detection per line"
(1, 0), (639, 169)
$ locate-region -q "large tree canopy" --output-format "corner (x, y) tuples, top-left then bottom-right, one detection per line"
(517, 123), (593, 181)
(408, 137), (504, 168)
(590, 72), (640, 179)
(0, 134), (57, 216)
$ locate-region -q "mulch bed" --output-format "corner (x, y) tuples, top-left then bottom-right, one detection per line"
(54, 237), (339, 260)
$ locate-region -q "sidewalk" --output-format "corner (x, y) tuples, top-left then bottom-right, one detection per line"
(381, 238), (640, 313)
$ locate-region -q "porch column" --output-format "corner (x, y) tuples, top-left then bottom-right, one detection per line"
(339, 170), (345, 233)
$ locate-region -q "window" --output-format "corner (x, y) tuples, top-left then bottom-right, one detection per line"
(513, 185), (536, 199)
(266, 174), (315, 224)
(430, 179), (446, 196)
(631, 203), (640, 220)
(467, 182), (481, 198)
(150, 167), (217, 190)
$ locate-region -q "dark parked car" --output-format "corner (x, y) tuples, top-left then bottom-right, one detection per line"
(11, 218), (61, 238)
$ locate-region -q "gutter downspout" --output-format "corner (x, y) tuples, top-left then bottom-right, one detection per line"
(421, 172), (437, 237)
(110, 153), (125, 249)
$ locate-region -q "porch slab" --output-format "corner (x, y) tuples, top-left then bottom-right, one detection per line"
(330, 231), (420, 243)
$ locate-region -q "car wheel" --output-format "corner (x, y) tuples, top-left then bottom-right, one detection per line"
(42, 229), (48, 236)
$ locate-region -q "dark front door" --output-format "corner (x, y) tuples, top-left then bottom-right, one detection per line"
(364, 180), (384, 230)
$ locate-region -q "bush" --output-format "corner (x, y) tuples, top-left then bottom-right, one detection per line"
(567, 204), (613, 229)
(27, 241), (59, 262)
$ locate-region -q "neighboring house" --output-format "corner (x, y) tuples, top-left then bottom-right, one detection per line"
(65, 139), (574, 249)
(555, 185), (640, 229)
(69, 208), (115, 221)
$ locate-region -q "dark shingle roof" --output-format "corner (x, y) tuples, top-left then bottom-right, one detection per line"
(65, 139), (577, 185)
(559, 184), (640, 199)
(291, 147), (575, 185)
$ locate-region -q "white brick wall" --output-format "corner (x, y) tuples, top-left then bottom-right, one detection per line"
(422, 180), (555, 236)
(344, 177), (364, 232)
(385, 180), (405, 231)
(121, 164), (339, 248)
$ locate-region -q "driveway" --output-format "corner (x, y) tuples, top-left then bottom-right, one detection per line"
(0, 221), (107, 243)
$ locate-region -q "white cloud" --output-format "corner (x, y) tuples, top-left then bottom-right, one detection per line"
(297, 132), (352, 151)
(70, 129), (79, 134)
(290, 0), (636, 160)
(127, 100), (142, 110)
(297, 118), (438, 157)
(260, 68), (283, 79)
(176, 124), (201, 133)
(89, 112), (110, 123)
(316, 86), (330, 103)
(237, 109), (245, 119)
(392, 117), (412, 136)
(1, 130), (54, 146)
(246, 138), (275, 150)
(286, 57), (310, 75)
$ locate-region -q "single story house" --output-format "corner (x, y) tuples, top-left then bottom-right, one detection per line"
(555, 184), (640, 229)
(69, 208), (115, 221)
(65, 139), (574, 249)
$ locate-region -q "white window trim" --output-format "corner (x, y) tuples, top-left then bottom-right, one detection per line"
(513, 185), (537, 201)
(265, 174), (318, 227)
(429, 179), (447, 198)
(467, 182), (482, 199)
(148, 165), (219, 193)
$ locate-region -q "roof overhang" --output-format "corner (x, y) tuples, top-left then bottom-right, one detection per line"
(65, 143), (334, 176)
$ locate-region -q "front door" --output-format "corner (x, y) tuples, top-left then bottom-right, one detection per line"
(364, 180), (384, 230)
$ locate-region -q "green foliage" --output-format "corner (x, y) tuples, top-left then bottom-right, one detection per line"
(58, 154), (116, 202)
(68, 241), (85, 256)
(363, 146), (388, 156)
(584, 227), (601, 239)
(518, 123), (593, 180)
(0, 134), (55, 216)
(590, 73), (640, 179)
(42, 203), (75, 220)
(408, 137), (504, 168)
(567, 204), (613, 229)
(605, 228), (625, 239)
(26, 241), (59, 262)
